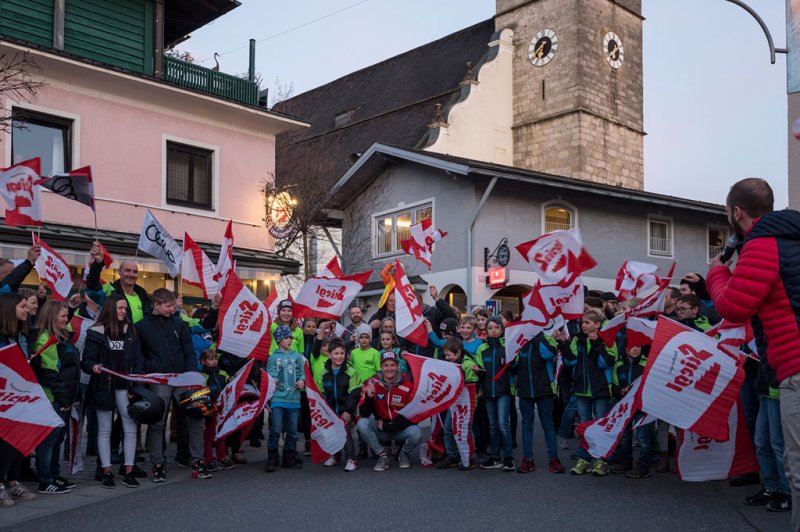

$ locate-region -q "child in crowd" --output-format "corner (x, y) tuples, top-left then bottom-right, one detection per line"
(269, 299), (303, 354)
(349, 326), (381, 383)
(610, 341), (652, 478)
(474, 308), (490, 340)
(557, 309), (617, 476)
(379, 330), (409, 377)
(513, 332), (565, 474)
(200, 350), (234, 471)
(438, 337), (480, 470)
(321, 338), (361, 471)
(265, 326), (306, 473)
(475, 317), (515, 471)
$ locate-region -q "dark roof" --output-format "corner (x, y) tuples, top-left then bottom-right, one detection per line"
(324, 143), (727, 217)
(0, 219), (299, 275)
(164, 0), (241, 47)
(273, 18), (496, 187)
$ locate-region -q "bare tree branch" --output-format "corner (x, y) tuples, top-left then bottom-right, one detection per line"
(0, 52), (44, 134)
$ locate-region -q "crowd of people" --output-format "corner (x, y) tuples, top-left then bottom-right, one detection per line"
(0, 178), (796, 529)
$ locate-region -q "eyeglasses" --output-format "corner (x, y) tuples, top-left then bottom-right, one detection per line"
(675, 306), (695, 313)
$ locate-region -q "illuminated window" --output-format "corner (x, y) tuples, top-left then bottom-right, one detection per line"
(543, 204), (575, 233)
(373, 202), (433, 257)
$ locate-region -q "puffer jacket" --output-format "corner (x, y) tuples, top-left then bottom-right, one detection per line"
(30, 331), (80, 409)
(81, 324), (143, 410)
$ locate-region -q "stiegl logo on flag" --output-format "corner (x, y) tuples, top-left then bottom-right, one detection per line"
(233, 300), (265, 336)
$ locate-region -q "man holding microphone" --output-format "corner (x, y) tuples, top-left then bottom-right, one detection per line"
(706, 178), (800, 526)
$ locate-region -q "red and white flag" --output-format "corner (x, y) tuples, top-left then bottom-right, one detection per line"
(625, 317), (658, 348)
(615, 260), (659, 301)
(516, 228), (596, 284)
(181, 232), (218, 298)
(535, 274), (585, 320)
(400, 219), (447, 270)
(33, 236), (73, 301)
(419, 414), (445, 467)
(293, 270), (372, 321)
(639, 317), (744, 441)
(69, 315), (93, 354)
(393, 260), (428, 347)
(676, 399), (758, 482)
(0, 158), (43, 226)
(0, 343), (66, 456)
(218, 272), (271, 360)
(599, 279), (671, 347)
(99, 367), (206, 388)
(39, 166), (95, 211)
(304, 364), (347, 464)
(213, 220), (234, 285)
(397, 353), (464, 423)
(82, 240), (113, 283)
(216, 368), (274, 441)
(705, 319), (753, 349)
(577, 378), (642, 459)
(450, 383), (476, 468)
(215, 359), (254, 437)
(504, 321), (547, 364)
(320, 256), (343, 278)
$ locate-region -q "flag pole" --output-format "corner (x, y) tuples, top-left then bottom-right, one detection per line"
(93, 208), (98, 240)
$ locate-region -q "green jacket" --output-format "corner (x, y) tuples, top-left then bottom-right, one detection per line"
(349, 346), (381, 383)
(269, 322), (304, 355)
(30, 331), (80, 408)
(310, 352), (329, 391)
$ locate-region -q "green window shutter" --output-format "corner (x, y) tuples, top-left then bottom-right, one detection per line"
(0, 0), (55, 48)
(63, 0), (152, 74)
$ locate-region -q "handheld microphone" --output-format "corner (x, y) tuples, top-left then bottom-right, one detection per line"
(720, 234), (740, 263)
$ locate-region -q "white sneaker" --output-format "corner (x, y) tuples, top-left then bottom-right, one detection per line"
(344, 459), (358, 472)
(7, 482), (36, 501)
(323, 456), (337, 467)
(0, 485), (15, 507)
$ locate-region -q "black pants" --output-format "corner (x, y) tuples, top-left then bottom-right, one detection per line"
(0, 439), (23, 482)
(473, 396), (489, 455)
(299, 392), (311, 441)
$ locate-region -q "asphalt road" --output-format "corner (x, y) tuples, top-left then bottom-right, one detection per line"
(0, 424), (792, 532)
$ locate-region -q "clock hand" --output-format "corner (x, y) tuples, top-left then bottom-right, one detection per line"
(606, 44), (620, 60)
(534, 41), (546, 58)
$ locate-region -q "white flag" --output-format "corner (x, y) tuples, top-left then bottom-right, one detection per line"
(137, 209), (183, 277)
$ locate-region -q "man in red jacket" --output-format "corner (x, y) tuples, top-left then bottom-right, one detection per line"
(706, 178), (800, 524)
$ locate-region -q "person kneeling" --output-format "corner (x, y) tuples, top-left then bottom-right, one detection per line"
(357, 352), (421, 471)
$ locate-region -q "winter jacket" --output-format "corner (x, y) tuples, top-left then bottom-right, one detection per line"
(81, 325), (144, 410)
(475, 337), (513, 398)
(269, 322), (304, 355)
(679, 315), (712, 333)
(30, 331), (80, 409)
(359, 372), (415, 432)
(349, 346), (381, 383)
(611, 354), (647, 400)
(0, 259), (33, 294)
(461, 356), (480, 384)
(707, 209), (800, 382)
(266, 348), (305, 406)
(399, 300), (458, 357)
(512, 334), (557, 399)
(202, 366), (230, 401)
(135, 313), (197, 374)
(86, 261), (151, 323)
(427, 331), (484, 356)
(559, 334), (617, 399)
(310, 352), (328, 392)
(321, 360), (361, 416)
(302, 333), (320, 361)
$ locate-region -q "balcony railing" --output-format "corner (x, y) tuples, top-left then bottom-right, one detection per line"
(163, 56), (259, 107)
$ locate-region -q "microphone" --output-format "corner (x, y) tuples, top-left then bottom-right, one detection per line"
(720, 234), (740, 263)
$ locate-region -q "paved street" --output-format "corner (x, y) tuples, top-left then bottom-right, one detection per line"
(0, 421), (791, 532)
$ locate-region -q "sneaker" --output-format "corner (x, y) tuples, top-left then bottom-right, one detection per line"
(152, 464), (167, 483)
(502, 457), (516, 472)
(592, 460), (609, 477)
(557, 436), (569, 450)
(766, 492), (792, 512)
(265, 451), (279, 473)
(398, 451), (411, 469)
(745, 487), (773, 506)
(458, 460), (478, 471)
(126, 464), (147, 478)
(480, 457), (503, 469)
(437, 456), (459, 470)
(625, 464), (650, 479)
(517, 457), (536, 473)
(54, 476), (76, 489)
(101, 471), (115, 489)
(218, 458), (236, 470)
(373, 454), (391, 472)
(206, 460), (221, 472)
(121, 473), (139, 488)
(193, 462), (212, 479)
(548, 457), (566, 474)
(38, 482), (70, 494)
(611, 461), (632, 474)
(0, 486), (15, 507)
(323, 456), (338, 467)
(7, 482), (36, 501)
(344, 459), (358, 472)
(570, 458), (592, 475)
(232, 453), (248, 465)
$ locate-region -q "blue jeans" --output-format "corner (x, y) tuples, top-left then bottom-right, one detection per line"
(356, 417), (422, 455)
(268, 406), (301, 454)
(617, 414), (654, 466)
(519, 396), (558, 460)
(485, 395), (512, 460)
(558, 394), (578, 439)
(575, 396), (610, 460)
(755, 395), (789, 494)
(739, 374), (759, 444)
(35, 406), (67, 485)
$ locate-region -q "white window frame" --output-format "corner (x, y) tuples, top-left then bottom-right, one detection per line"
(706, 224), (730, 263)
(541, 199), (578, 233)
(371, 198), (434, 259)
(647, 215), (674, 258)
(161, 134), (219, 216)
(3, 102), (81, 172)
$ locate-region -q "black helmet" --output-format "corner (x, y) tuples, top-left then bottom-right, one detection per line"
(179, 387), (214, 418)
(127, 385), (166, 425)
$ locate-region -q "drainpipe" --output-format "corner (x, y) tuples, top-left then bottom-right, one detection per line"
(466, 176), (498, 309)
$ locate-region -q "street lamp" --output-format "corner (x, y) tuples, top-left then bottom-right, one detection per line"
(724, 0), (787, 64)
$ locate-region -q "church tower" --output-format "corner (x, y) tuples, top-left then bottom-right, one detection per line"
(495, 0), (644, 189)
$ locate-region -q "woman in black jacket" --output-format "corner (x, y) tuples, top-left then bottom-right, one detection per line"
(82, 294), (144, 489)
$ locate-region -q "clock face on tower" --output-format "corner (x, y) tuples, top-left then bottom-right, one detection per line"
(529, 29), (558, 67)
(603, 31), (624, 69)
